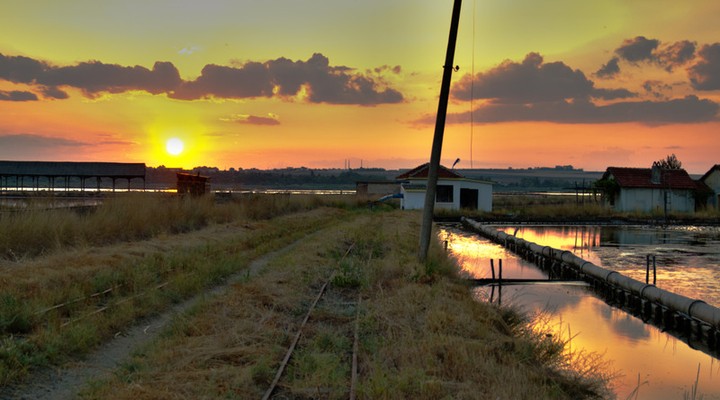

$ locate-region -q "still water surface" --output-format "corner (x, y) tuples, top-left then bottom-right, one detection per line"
(505, 225), (720, 307)
(440, 225), (720, 400)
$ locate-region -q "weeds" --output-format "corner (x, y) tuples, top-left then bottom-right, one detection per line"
(0, 192), (359, 261)
(3, 203), (611, 398)
(683, 364), (704, 400)
(0, 196), (351, 386)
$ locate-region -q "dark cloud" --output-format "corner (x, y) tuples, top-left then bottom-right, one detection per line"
(0, 52), (403, 105)
(0, 133), (87, 153)
(689, 43), (720, 90)
(642, 80), (673, 99)
(244, 115), (280, 125)
(39, 86), (69, 99)
(656, 40), (696, 71)
(452, 53), (633, 104)
(0, 53), (47, 83)
(0, 134), (91, 159)
(220, 113), (280, 126)
(171, 62), (272, 100)
(444, 51), (719, 125)
(0, 54), (181, 97)
(0, 90), (38, 101)
(42, 61), (183, 97)
(615, 36), (659, 63)
(593, 87), (636, 100)
(174, 53), (403, 105)
(373, 65), (402, 74)
(603, 38), (697, 75)
(436, 95), (718, 125)
(595, 57), (620, 78)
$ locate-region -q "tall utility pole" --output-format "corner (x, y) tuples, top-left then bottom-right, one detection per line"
(418, 0), (463, 263)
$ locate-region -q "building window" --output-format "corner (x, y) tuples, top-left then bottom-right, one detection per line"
(436, 185), (453, 203)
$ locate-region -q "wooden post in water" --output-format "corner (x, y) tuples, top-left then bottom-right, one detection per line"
(418, 0), (463, 263)
(490, 259), (496, 281)
(653, 255), (657, 285)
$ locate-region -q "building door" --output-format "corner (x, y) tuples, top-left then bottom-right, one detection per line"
(460, 188), (478, 210)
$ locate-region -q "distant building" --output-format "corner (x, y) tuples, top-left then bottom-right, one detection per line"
(699, 165), (720, 209)
(176, 172), (210, 196)
(355, 181), (400, 198)
(599, 165), (705, 213)
(397, 163), (492, 211)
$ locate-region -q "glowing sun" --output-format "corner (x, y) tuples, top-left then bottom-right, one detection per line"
(166, 138), (184, 155)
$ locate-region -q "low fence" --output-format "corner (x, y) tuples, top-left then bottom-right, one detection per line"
(461, 217), (720, 354)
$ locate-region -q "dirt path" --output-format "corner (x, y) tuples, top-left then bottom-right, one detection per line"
(2, 232), (310, 400)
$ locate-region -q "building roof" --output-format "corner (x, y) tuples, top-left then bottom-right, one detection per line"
(176, 172), (209, 182)
(396, 163), (464, 180)
(700, 164), (720, 182)
(0, 161), (146, 177)
(603, 167), (699, 190)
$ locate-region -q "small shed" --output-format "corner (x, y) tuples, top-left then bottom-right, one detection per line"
(700, 164), (720, 209)
(176, 172), (210, 196)
(599, 165), (701, 213)
(396, 163), (492, 211)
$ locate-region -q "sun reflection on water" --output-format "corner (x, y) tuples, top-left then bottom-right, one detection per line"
(442, 226), (720, 399)
(496, 225), (720, 308)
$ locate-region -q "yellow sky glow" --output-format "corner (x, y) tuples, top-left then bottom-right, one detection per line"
(0, 0), (719, 173)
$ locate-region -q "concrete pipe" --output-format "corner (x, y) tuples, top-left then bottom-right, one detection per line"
(559, 250), (575, 263)
(528, 243), (544, 255)
(607, 274), (646, 296)
(688, 302), (720, 328)
(657, 291), (698, 316)
(581, 263), (617, 282)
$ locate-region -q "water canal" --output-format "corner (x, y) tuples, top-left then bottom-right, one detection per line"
(440, 225), (720, 400)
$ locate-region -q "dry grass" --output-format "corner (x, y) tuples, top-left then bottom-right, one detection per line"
(79, 210), (611, 399)
(0, 193), (362, 261)
(0, 193), (356, 386)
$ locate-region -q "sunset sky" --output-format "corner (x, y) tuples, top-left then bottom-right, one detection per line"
(1, 1), (719, 173)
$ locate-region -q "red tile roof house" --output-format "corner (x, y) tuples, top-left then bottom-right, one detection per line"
(700, 164), (720, 209)
(396, 163), (493, 211)
(599, 165), (710, 213)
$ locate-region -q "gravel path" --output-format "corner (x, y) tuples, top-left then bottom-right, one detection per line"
(2, 235), (305, 400)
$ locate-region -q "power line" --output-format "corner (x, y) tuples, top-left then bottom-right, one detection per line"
(470, 0), (476, 169)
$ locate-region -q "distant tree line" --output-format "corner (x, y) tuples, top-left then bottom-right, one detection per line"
(145, 166), (392, 189)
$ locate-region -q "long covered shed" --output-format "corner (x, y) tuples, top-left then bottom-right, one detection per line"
(0, 161), (146, 192)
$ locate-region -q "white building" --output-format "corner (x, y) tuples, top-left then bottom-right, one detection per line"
(397, 163), (492, 211)
(600, 166), (701, 213)
(700, 165), (720, 209)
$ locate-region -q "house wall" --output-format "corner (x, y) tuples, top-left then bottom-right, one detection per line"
(616, 188), (695, 213)
(400, 179), (492, 211)
(453, 180), (492, 211)
(400, 190), (425, 210)
(704, 170), (720, 208)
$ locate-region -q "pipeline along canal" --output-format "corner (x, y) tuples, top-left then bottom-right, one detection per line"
(440, 225), (720, 400)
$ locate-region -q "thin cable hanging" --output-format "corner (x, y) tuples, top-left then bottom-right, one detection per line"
(469, 0), (476, 168)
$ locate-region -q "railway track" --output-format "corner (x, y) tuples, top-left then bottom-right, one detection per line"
(263, 243), (364, 400)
